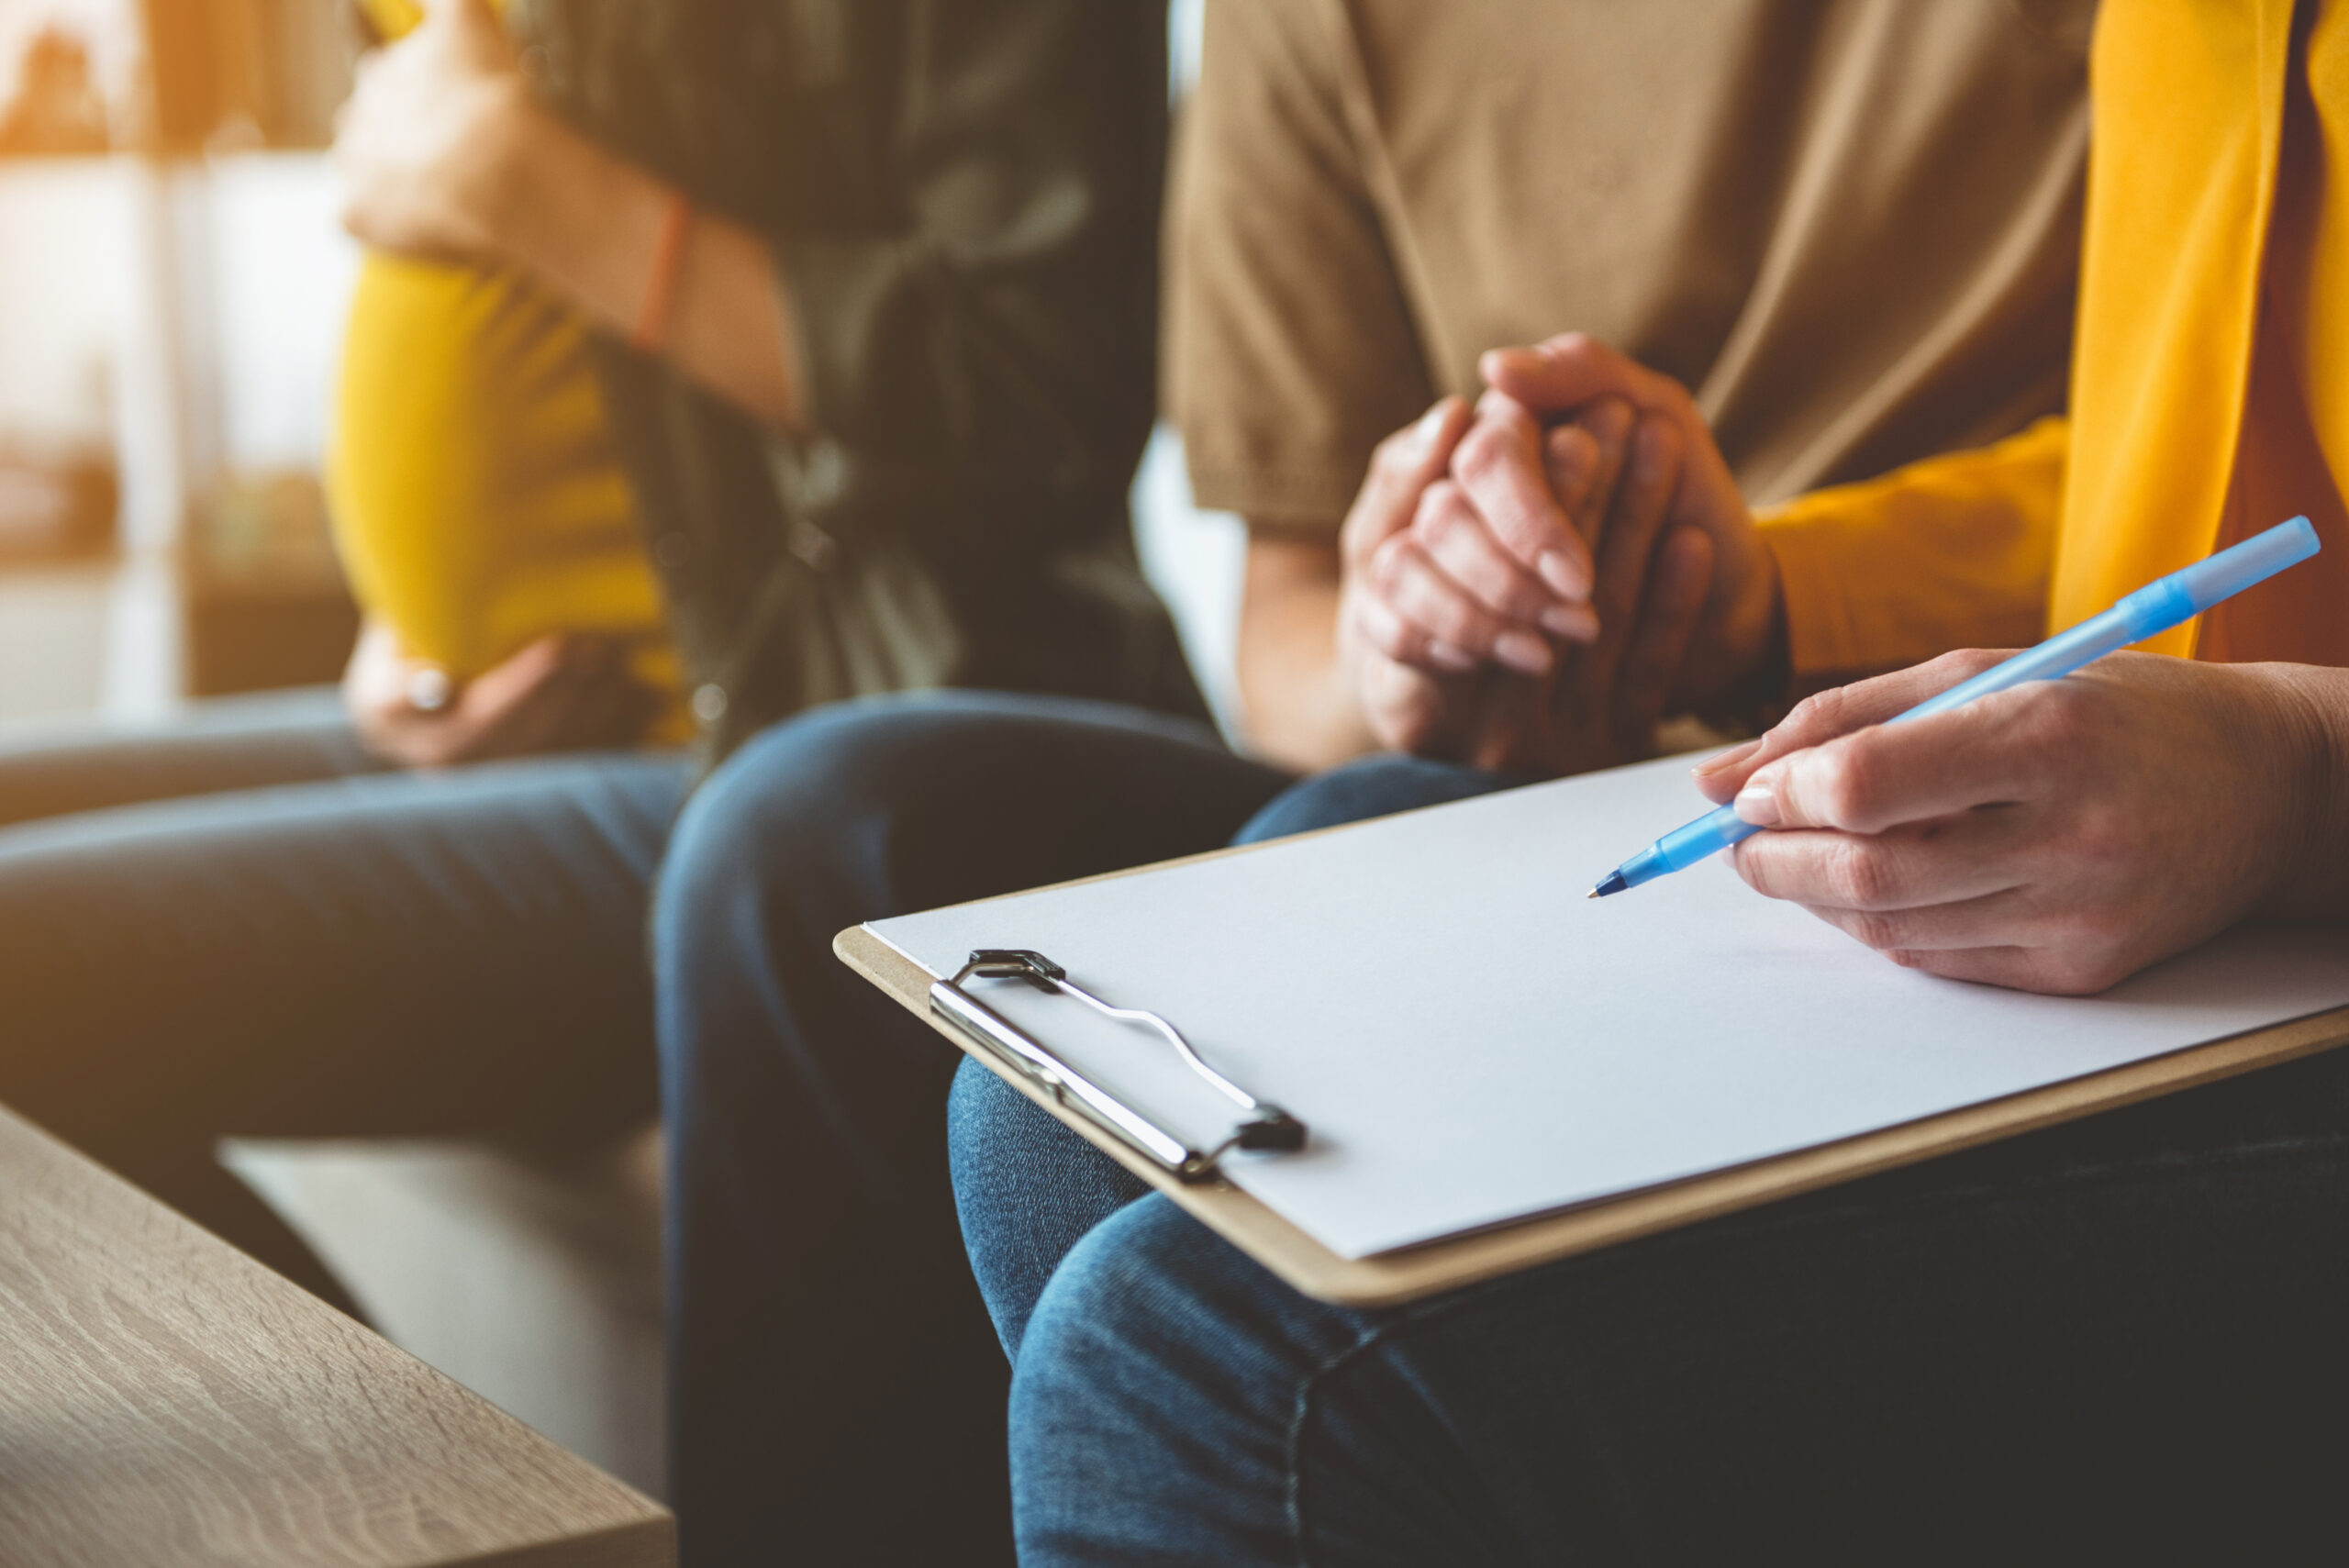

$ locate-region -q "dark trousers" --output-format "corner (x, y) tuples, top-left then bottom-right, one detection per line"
(0, 690), (688, 1308)
(948, 761), (2349, 1567)
(651, 690), (1297, 1566)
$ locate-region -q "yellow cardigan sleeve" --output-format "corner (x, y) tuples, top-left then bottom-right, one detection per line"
(1757, 416), (2067, 677)
(356, 0), (424, 38)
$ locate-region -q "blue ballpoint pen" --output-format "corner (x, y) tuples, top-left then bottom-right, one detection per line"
(1586, 515), (2324, 899)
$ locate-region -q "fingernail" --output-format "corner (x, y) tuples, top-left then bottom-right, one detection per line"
(1494, 631), (1555, 676)
(1540, 604), (1598, 643)
(1693, 739), (1763, 777)
(1426, 639), (1477, 673)
(1537, 551), (1586, 598)
(1733, 783), (1782, 828)
(1405, 404), (1448, 462)
(1484, 347), (1538, 381)
(1546, 429), (1588, 486)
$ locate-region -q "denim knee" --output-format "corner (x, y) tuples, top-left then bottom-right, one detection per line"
(1017, 1196), (1359, 1394)
(1009, 1197), (1366, 1562)
(650, 696), (968, 1122)
(1237, 753), (1526, 844)
(950, 1058), (1152, 1359)
(652, 695), (966, 966)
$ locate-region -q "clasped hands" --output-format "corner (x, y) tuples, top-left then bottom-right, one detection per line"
(1336, 333), (1780, 776)
(1341, 334), (2349, 995)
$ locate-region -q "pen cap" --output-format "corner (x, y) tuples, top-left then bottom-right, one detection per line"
(2176, 516), (2320, 613)
(1901, 515), (2322, 726)
(2110, 516), (2319, 639)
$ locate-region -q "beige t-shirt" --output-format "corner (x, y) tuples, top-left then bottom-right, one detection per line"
(1169, 0), (2094, 531)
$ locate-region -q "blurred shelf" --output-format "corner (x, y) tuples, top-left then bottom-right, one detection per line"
(0, 450), (118, 563)
(183, 586), (356, 698)
(0, 152), (125, 167)
(183, 468), (356, 697)
(141, 0), (358, 155)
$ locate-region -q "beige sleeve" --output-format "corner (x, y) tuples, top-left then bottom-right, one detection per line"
(1166, 0), (1432, 533)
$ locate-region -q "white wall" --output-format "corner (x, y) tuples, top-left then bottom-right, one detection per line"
(1170, 0), (1202, 98)
(205, 152), (358, 473)
(0, 158), (136, 451)
(1132, 427), (1243, 737)
(0, 158), (174, 717)
(1137, 0), (1245, 736)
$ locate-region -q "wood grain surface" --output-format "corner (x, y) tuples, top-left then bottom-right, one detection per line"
(0, 1104), (674, 1568)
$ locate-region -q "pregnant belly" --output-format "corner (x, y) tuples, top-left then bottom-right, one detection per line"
(328, 253), (677, 696)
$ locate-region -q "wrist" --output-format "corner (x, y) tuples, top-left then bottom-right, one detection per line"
(455, 81), (548, 260)
(2259, 663), (2349, 919)
(1690, 542), (1789, 731)
(1292, 617), (1383, 768)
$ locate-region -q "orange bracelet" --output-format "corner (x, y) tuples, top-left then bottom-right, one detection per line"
(631, 191), (694, 355)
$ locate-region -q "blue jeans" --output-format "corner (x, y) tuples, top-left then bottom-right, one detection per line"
(0, 690), (689, 1310)
(651, 690), (1297, 1567)
(952, 763), (2349, 1565)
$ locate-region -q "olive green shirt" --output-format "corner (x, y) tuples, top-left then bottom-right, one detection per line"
(518, 0), (1204, 760)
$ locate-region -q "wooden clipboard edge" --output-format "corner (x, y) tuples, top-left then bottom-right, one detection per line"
(835, 923), (1362, 1289)
(839, 928), (2349, 1310)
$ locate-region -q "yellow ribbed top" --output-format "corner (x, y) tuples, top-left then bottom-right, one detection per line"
(328, 0), (687, 738)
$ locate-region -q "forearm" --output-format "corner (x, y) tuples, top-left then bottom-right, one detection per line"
(1237, 537), (1378, 773)
(476, 95), (800, 430)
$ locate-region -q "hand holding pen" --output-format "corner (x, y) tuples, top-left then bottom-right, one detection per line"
(1591, 518), (2344, 995)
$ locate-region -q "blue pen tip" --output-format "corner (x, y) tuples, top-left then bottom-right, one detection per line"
(1588, 873), (1629, 899)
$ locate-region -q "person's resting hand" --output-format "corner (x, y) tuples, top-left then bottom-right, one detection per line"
(1687, 650), (2349, 995)
(1338, 395), (1708, 772)
(1344, 392), (1596, 685)
(1481, 333), (1785, 714)
(1332, 395), (1477, 759)
(336, 0), (529, 261)
(1434, 386), (1717, 770)
(1532, 409), (1716, 768)
(343, 617), (659, 769)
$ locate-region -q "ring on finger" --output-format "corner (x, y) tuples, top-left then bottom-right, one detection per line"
(406, 665), (454, 715)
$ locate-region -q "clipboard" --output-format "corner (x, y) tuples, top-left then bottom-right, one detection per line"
(838, 830), (2349, 1309)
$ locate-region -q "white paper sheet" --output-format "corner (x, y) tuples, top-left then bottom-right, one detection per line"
(869, 755), (2349, 1261)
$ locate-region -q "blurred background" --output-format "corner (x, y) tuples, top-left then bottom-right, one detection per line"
(0, 0), (1242, 733)
(0, 0), (1226, 1493)
(0, 0), (363, 721)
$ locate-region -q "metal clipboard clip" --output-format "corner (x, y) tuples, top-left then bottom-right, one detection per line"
(931, 949), (1307, 1183)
